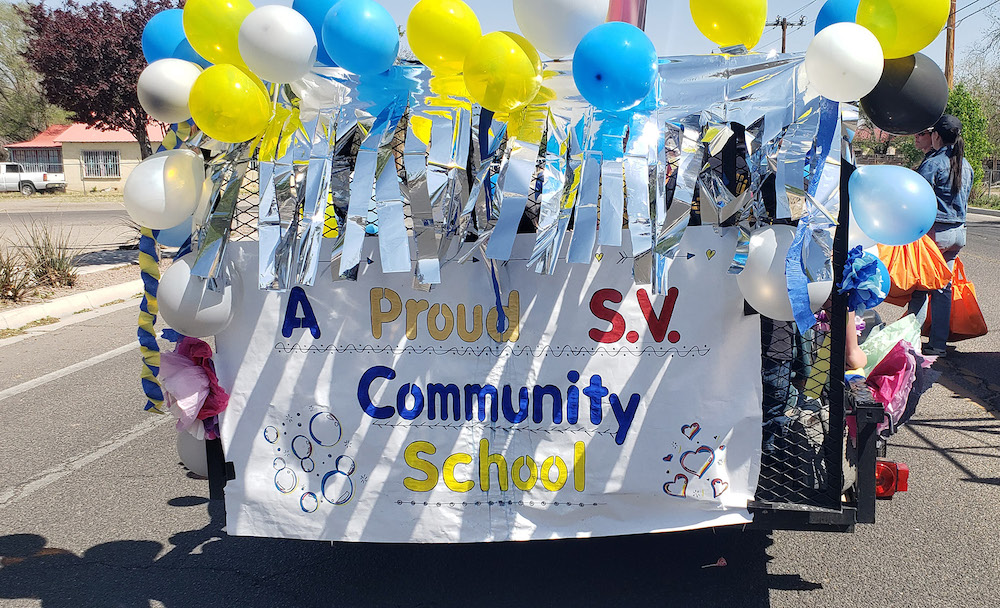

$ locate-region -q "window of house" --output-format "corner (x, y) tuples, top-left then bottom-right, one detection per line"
(10, 149), (63, 173)
(81, 150), (120, 178)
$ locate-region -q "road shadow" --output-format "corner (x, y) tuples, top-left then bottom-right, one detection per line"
(75, 249), (140, 267)
(931, 350), (1000, 417)
(0, 498), (810, 607)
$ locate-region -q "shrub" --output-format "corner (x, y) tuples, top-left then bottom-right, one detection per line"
(0, 245), (34, 302)
(19, 222), (78, 288)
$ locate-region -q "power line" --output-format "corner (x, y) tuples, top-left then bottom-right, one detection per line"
(956, 0), (991, 16)
(957, 0), (1000, 25)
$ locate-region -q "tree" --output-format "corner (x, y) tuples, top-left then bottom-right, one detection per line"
(944, 83), (991, 191)
(19, 0), (178, 158)
(0, 2), (66, 148)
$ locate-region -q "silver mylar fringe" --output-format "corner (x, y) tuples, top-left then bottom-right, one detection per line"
(294, 108), (337, 286)
(527, 109), (572, 274)
(566, 147), (601, 264)
(484, 106), (547, 261)
(625, 112), (656, 284)
(192, 141), (252, 280)
(774, 101), (821, 220)
(340, 102), (405, 280)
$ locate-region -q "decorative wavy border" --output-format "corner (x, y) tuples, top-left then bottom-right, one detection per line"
(273, 342), (712, 358)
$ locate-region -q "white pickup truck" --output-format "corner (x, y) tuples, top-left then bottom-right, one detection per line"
(0, 162), (66, 195)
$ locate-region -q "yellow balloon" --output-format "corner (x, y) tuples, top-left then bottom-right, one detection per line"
(689, 0), (767, 49)
(857, 0), (950, 59)
(182, 0), (254, 68)
(189, 64), (271, 143)
(463, 32), (542, 113)
(407, 0), (482, 74)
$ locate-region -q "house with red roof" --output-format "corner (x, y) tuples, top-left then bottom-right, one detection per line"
(6, 122), (164, 192)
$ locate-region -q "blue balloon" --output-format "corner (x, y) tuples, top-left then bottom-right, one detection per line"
(848, 165), (937, 246)
(155, 217), (193, 248)
(141, 9), (209, 67)
(572, 22), (658, 113)
(322, 0), (398, 76)
(815, 0), (860, 35)
(875, 257), (891, 305)
(292, 0), (342, 66)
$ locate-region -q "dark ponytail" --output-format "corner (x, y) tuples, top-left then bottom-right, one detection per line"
(949, 136), (966, 195)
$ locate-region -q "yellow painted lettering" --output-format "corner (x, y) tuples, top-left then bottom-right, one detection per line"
(478, 439), (508, 491)
(403, 441), (438, 492)
(427, 303), (455, 341)
(370, 288), (402, 339)
(456, 304), (484, 342)
(486, 291), (520, 343)
(574, 441), (586, 491)
(405, 299), (430, 340)
(541, 455), (567, 491)
(511, 455), (538, 491)
(443, 452), (474, 492)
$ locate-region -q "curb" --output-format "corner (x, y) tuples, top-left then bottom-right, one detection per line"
(969, 206), (1000, 218)
(0, 279), (143, 330)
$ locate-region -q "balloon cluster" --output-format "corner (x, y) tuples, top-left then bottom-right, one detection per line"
(137, 0), (401, 144)
(805, 0), (950, 132)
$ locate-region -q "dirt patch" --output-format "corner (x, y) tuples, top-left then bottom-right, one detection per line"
(0, 258), (169, 313)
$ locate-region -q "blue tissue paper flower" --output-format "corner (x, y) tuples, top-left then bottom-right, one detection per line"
(839, 246), (887, 314)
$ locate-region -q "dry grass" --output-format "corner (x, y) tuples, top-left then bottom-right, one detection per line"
(0, 243), (34, 302)
(18, 222), (79, 288)
(0, 316), (59, 339)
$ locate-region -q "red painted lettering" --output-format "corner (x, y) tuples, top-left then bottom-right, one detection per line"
(588, 289), (626, 343)
(636, 287), (679, 343)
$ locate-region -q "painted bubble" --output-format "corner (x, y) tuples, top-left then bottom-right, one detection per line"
(274, 467), (297, 494)
(301, 457), (315, 472)
(273, 457), (286, 470)
(263, 426), (279, 443)
(291, 435), (313, 459)
(309, 412), (342, 447)
(322, 471), (355, 506)
(300, 492), (319, 513)
(335, 455), (356, 475)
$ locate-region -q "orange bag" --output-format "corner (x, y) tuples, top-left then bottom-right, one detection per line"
(878, 234), (952, 307)
(923, 257), (988, 342)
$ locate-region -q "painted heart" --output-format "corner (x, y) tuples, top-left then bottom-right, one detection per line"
(681, 422), (701, 440)
(662, 454), (673, 462)
(663, 474), (688, 498)
(712, 478), (729, 498)
(680, 446), (715, 479)
(706, 249), (716, 260)
(595, 253), (604, 261)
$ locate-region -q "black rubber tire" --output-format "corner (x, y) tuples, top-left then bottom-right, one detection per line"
(20, 182), (36, 196)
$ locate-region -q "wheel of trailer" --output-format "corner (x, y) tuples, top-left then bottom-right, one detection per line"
(20, 182), (36, 196)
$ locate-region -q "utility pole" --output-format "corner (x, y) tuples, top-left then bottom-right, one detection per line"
(767, 16), (808, 53)
(945, 0), (957, 89)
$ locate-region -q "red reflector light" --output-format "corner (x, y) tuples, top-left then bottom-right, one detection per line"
(876, 460), (909, 498)
(43, 173), (48, 181)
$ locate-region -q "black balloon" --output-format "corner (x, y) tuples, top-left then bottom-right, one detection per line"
(860, 52), (949, 135)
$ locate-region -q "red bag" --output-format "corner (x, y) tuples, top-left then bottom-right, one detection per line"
(878, 234), (953, 307)
(923, 257), (988, 342)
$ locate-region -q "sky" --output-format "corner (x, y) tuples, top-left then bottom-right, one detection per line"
(377, 0), (997, 73)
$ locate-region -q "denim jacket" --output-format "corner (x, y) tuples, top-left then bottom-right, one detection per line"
(917, 145), (973, 226)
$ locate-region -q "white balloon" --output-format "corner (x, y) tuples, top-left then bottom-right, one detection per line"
(804, 22), (883, 102)
(176, 431), (208, 477)
(250, 0), (293, 6)
(238, 5), (318, 83)
(136, 59), (202, 124)
(737, 225), (831, 321)
(514, 0), (610, 59)
(123, 149), (205, 230)
(158, 253), (237, 338)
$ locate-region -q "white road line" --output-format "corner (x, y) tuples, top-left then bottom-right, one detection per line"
(0, 342), (137, 403)
(0, 414), (171, 509)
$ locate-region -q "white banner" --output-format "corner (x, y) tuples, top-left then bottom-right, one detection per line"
(215, 227), (763, 542)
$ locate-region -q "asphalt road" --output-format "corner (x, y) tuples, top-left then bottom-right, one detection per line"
(0, 214), (998, 607)
(0, 200), (133, 259)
